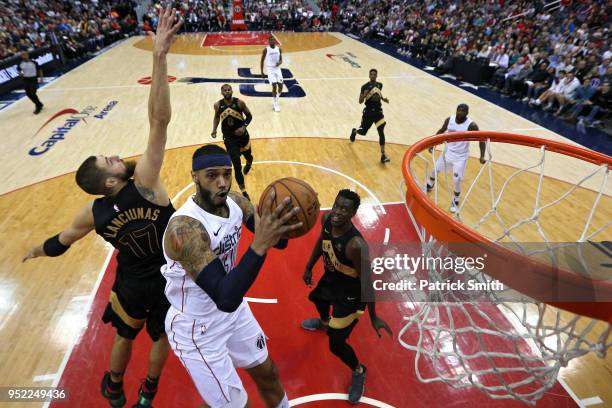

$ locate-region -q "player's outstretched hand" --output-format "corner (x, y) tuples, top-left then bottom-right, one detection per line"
(251, 190), (302, 255)
(150, 6), (183, 56)
(371, 316), (392, 338)
(382, 97), (389, 104)
(22, 245), (44, 262)
(303, 268), (313, 287)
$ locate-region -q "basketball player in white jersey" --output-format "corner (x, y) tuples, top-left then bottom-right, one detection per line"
(426, 104), (486, 213)
(161, 144), (301, 408)
(260, 35), (283, 112)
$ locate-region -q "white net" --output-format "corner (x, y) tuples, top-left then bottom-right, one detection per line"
(399, 136), (611, 405)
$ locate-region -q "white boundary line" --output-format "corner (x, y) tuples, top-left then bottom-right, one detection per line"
(580, 396), (603, 406)
(42, 248), (115, 408)
(39, 75), (430, 92)
(244, 297), (277, 304)
(558, 377), (587, 408)
(289, 393), (395, 407)
(383, 228), (390, 245)
(33, 373), (58, 383)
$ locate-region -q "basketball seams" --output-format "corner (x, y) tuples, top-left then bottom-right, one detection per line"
(285, 177), (317, 196)
(286, 178), (320, 229)
(276, 179), (310, 232)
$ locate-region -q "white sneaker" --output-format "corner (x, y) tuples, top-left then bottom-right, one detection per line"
(273, 104), (280, 112)
(450, 200), (459, 213)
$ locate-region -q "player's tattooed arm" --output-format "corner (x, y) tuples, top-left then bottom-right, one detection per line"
(228, 191), (255, 224)
(164, 215), (217, 280)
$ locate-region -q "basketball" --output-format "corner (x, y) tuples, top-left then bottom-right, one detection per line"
(257, 177), (320, 238)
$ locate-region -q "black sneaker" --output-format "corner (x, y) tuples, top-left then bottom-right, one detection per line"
(301, 318), (328, 331)
(348, 364), (367, 404)
(101, 372), (126, 407)
(350, 128), (357, 142)
(426, 182), (434, 192)
(132, 382), (157, 408)
(242, 191), (251, 201)
(34, 104), (43, 114)
(380, 154), (390, 163)
(243, 161), (252, 175)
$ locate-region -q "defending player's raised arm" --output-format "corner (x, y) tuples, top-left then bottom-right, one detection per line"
(346, 236), (392, 338)
(260, 48), (267, 77)
(23, 202), (95, 262)
(134, 7), (182, 194)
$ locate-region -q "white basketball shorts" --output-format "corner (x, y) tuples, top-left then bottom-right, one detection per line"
(435, 153), (468, 180)
(267, 67), (283, 84)
(165, 302), (268, 407)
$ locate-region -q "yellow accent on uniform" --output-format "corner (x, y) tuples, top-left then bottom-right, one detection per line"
(375, 118), (386, 128)
(220, 108), (244, 122)
(322, 240), (358, 278)
(364, 86), (382, 102)
(329, 310), (365, 329)
(109, 291), (145, 329)
(240, 140), (251, 152)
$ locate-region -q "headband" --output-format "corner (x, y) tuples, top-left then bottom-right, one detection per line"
(192, 154), (232, 171)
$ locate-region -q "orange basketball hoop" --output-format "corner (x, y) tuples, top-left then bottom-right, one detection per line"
(399, 131), (611, 405)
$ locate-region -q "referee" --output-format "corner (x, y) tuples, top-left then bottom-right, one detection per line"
(18, 52), (44, 114)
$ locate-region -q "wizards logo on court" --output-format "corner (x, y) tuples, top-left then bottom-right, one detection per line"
(153, 68), (306, 98)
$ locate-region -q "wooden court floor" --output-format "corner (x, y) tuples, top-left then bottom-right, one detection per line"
(0, 33), (609, 407)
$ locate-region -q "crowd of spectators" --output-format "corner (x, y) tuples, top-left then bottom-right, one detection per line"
(0, 0), (138, 62)
(142, 0), (335, 33)
(338, 0), (611, 127)
(2, 0), (610, 127)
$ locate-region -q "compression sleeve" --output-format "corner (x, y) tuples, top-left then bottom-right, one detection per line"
(195, 247), (266, 312)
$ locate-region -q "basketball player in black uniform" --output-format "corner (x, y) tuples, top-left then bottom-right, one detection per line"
(211, 84), (254, 200)
(350, 69), (391, 164)
(301, 189), (392, 404)
(23, 8), (182, 408)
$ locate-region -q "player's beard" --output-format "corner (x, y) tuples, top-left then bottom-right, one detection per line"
(195, 180), (226, 211)
(119, 160), (137, 181)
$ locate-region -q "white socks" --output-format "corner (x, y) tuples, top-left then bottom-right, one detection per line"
(276, 393), (289, 408)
